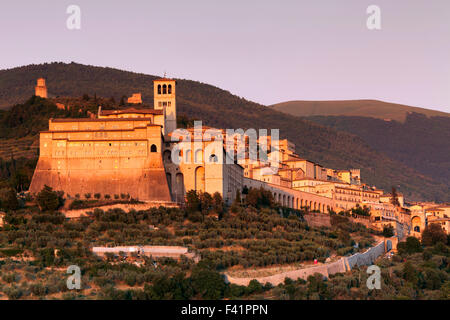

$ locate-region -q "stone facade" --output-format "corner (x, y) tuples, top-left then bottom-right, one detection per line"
(35, 78), (47, 98)
(127, 93), (142, 104)
(29, 117), (171, 201)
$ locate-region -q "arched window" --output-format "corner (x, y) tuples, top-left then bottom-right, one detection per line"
(151, 144), (157, 153)
(175, 173), (185, 203)
(195, 149), (203, 163)
(168, 84), (172, 94)
(163, 84), (167, 94)
(195, 166), (205, 192)
(185, 149), (192, 164)
(158, 85), (161, 94)
(209, 154), (218, 163)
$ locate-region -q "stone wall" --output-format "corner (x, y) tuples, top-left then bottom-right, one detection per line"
(224, 241), (386, 286)
(92, 245), (199, 261)
(63, 201), (179, 219)
(303, 212), (331, 228)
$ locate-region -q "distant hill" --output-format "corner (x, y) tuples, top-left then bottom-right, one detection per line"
(0, 62), (448, 202)
(271, 100), (450, 122)
(304, 113), (450, 187)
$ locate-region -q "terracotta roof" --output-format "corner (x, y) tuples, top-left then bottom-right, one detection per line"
(283, 158), (308, 162)
(50, 117), (157, 123)
(153, 78), (176, 82)
(100, 108), (163, 115)
(41, 126), (161, 133)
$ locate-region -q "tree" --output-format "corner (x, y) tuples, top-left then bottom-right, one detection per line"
(190, 266), (226, 299)
(212, 192), (224, 219)
(402, 261), (418, 284)
(199, 192), (213, 214)
(36, 185), (62, 211)
(422, 224), (447, 247)
(185, 190), (201, 214)
(245, 187), (273, 209)
(231, 190), (242, 213)
(234, 190), (241, 205)
(390, 187), (400, 207)
(0, 187), (19, 211)
(397, 236), (422, 255)
(382, 225), (395, 238)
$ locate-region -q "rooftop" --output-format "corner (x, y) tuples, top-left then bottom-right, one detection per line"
(100, 108), (163, 115)
(153, 78), (176, 82)
(50, 117), (157, 123)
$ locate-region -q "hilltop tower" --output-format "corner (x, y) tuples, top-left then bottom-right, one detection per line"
(127, 93), (142, 104)
(153, 78), (176, 136)
(35, 78), (48, 98)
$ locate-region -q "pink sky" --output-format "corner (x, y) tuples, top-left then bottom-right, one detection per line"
(0, 0), (449, 112)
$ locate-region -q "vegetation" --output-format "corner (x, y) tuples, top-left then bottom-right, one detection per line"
(0, 186), (383, 300)
(382, 225), (395, 238)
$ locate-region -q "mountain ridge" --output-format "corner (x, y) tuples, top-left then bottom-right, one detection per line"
(271, 100), (450, 123)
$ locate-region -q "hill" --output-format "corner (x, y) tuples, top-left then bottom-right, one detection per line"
(304, 113), (450, 187)
(0, 62), (448, 202)
(270, 100), (450, 123)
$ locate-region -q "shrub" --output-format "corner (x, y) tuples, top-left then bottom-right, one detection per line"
(397, 237), (422, 255)
(190, 265), (226, 299)
(36, 185), (63, 211)
(30, 283), (48, 296)
(382, 225), (395, 238)
(422, 224), (447, 247)
(0, 187), (19, 211)
(246, 280), (264, 295)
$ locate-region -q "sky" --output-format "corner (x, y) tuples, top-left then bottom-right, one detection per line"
(0, 0), (449, 112)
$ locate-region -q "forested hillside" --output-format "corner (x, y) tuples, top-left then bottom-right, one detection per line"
(0, 62), (448, 201)
(306, 114), (450, 187)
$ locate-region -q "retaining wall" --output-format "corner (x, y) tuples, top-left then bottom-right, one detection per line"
(224, 241), (386, 286)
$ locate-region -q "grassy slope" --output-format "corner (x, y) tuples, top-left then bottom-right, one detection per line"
(270, 100), (450, 123)
(0, 62), (448, 201)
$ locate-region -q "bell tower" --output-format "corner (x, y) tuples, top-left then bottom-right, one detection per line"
(154, 78), (177, 136)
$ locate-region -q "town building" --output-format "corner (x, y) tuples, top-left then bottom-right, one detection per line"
(127, 93), (143, 104)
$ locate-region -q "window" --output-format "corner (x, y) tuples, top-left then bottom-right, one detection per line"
(158, 85), (161, 94)
(209, 154), (218, 163)
(168, 84), (172, 94)
(163, 84), (167, 94)
(151, 144), (157, 152)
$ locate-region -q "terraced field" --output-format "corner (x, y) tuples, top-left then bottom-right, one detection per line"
(0, 136), (39, 160)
